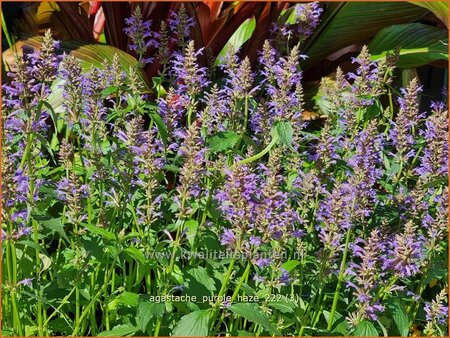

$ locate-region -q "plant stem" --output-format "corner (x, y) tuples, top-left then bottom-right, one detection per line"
(327, 227), (352, 331)
(235, 136), (278, 167)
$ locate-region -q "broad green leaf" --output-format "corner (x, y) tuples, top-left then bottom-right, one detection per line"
(82, 223), (116, 241)
(17, 240), (49, 256)
(282, 260), (300, 272)
(124, 247), (146, 265)
(267, 299), (295, 313)
(187, 266), (216, 293)
(172, 309), (211, 336)
(208, 132), (241, 152)
(303, 2), (426, 68)
(229, 303), (280, 335)
(216, 17), (256, 65)
(101, 86), (120, 98)
(353, 320), (379, 337)
(369, 23), (448, 68)
(387, 300), (409, 336)
(323, 310), (350, 336)
(38, 218), (70, 243)
(107, 291), (139, 311)
(138, 297), (165, 333)
(149, 111), (169, 146)
(98, 324), (138, 336)
(185, 220), (199, 248)
(411, 1), (448, 28)
(271, 121), (293, 147)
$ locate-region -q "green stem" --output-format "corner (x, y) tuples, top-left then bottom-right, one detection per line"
(71, 256), (118, 336)
(235, 136), (278, 167)
(327, 228), (352, 331)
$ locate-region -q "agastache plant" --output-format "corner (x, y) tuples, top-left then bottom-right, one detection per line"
(1, 5), (448, 338)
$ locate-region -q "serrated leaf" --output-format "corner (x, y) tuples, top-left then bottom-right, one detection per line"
(323, 310), (350, 336)
(267, 300), (295, 313)
(229, 303), (280, 335)
(187, 266), (216, 293)
(124, 247), (146, 265)
(387, 300), (409, 336)
(208, 132), (241, 152)
(17, 240), (49, 256)
(39, 217), (70, 244)
(82, 223), (116, 241)
(138, 297), (165, 333)
(185, 220), (199, 248)
(172, 309), (211, 336)
(101, 86), (119, 98)
(353, 320), (379, 337)
(271, 121), (293, 147)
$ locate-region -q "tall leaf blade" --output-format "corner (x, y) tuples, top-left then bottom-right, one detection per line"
(303, 2), (427, 68)
(369, 23), (448, 68)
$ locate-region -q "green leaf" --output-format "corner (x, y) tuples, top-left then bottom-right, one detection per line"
(208, 132), (241, 152)
(323, 310), (350, 336)
(353, 320), (379, 337)
(411, 1), (448, 28)
(82, 223), (116, 241)
(369, 23), (448, 68)
(185, 220), (199, 248)
(108, 291), (139, 311)
(101, 86), (119, 98)
(216, 17), (256, 65)
(387, 300), (409, 336)
(187, 267), (216, 293)
(98, 324), (138, 336)
(17, 240), (49, 258)
(138, 297), (165, 333)
(149, 111), (169, 146)
(39, 217), (70, 244)
(172, 309), (211, 336)
(271, 121), (293, 147)
(229, 303), (280, 335)
(303, 2), (426, 68)
(282, 260), (300, 272)
(124, 247), (146, 265)
(267, 300), (295, 314)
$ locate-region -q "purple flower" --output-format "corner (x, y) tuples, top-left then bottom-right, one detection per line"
(171, 40), (209, 97)
(382, 221), (425, 278)
(255, 258), (271, 269)
(278, 268), (291, 286)
(215, 164), (260, 231)
(200, 84), (230, 134)
(175, 122), (207, 218)
(17, 278), (34, 288)
(168, 4), (195, 45)
(346, 229), (386, 323)
(423, 289), (448, 335)
(259, 42), (305, 144)
(220, 229), (236, 247)
(415, 106), (448, 179)
(389, 78), (423, 158)
(124, 6), (159, 64)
